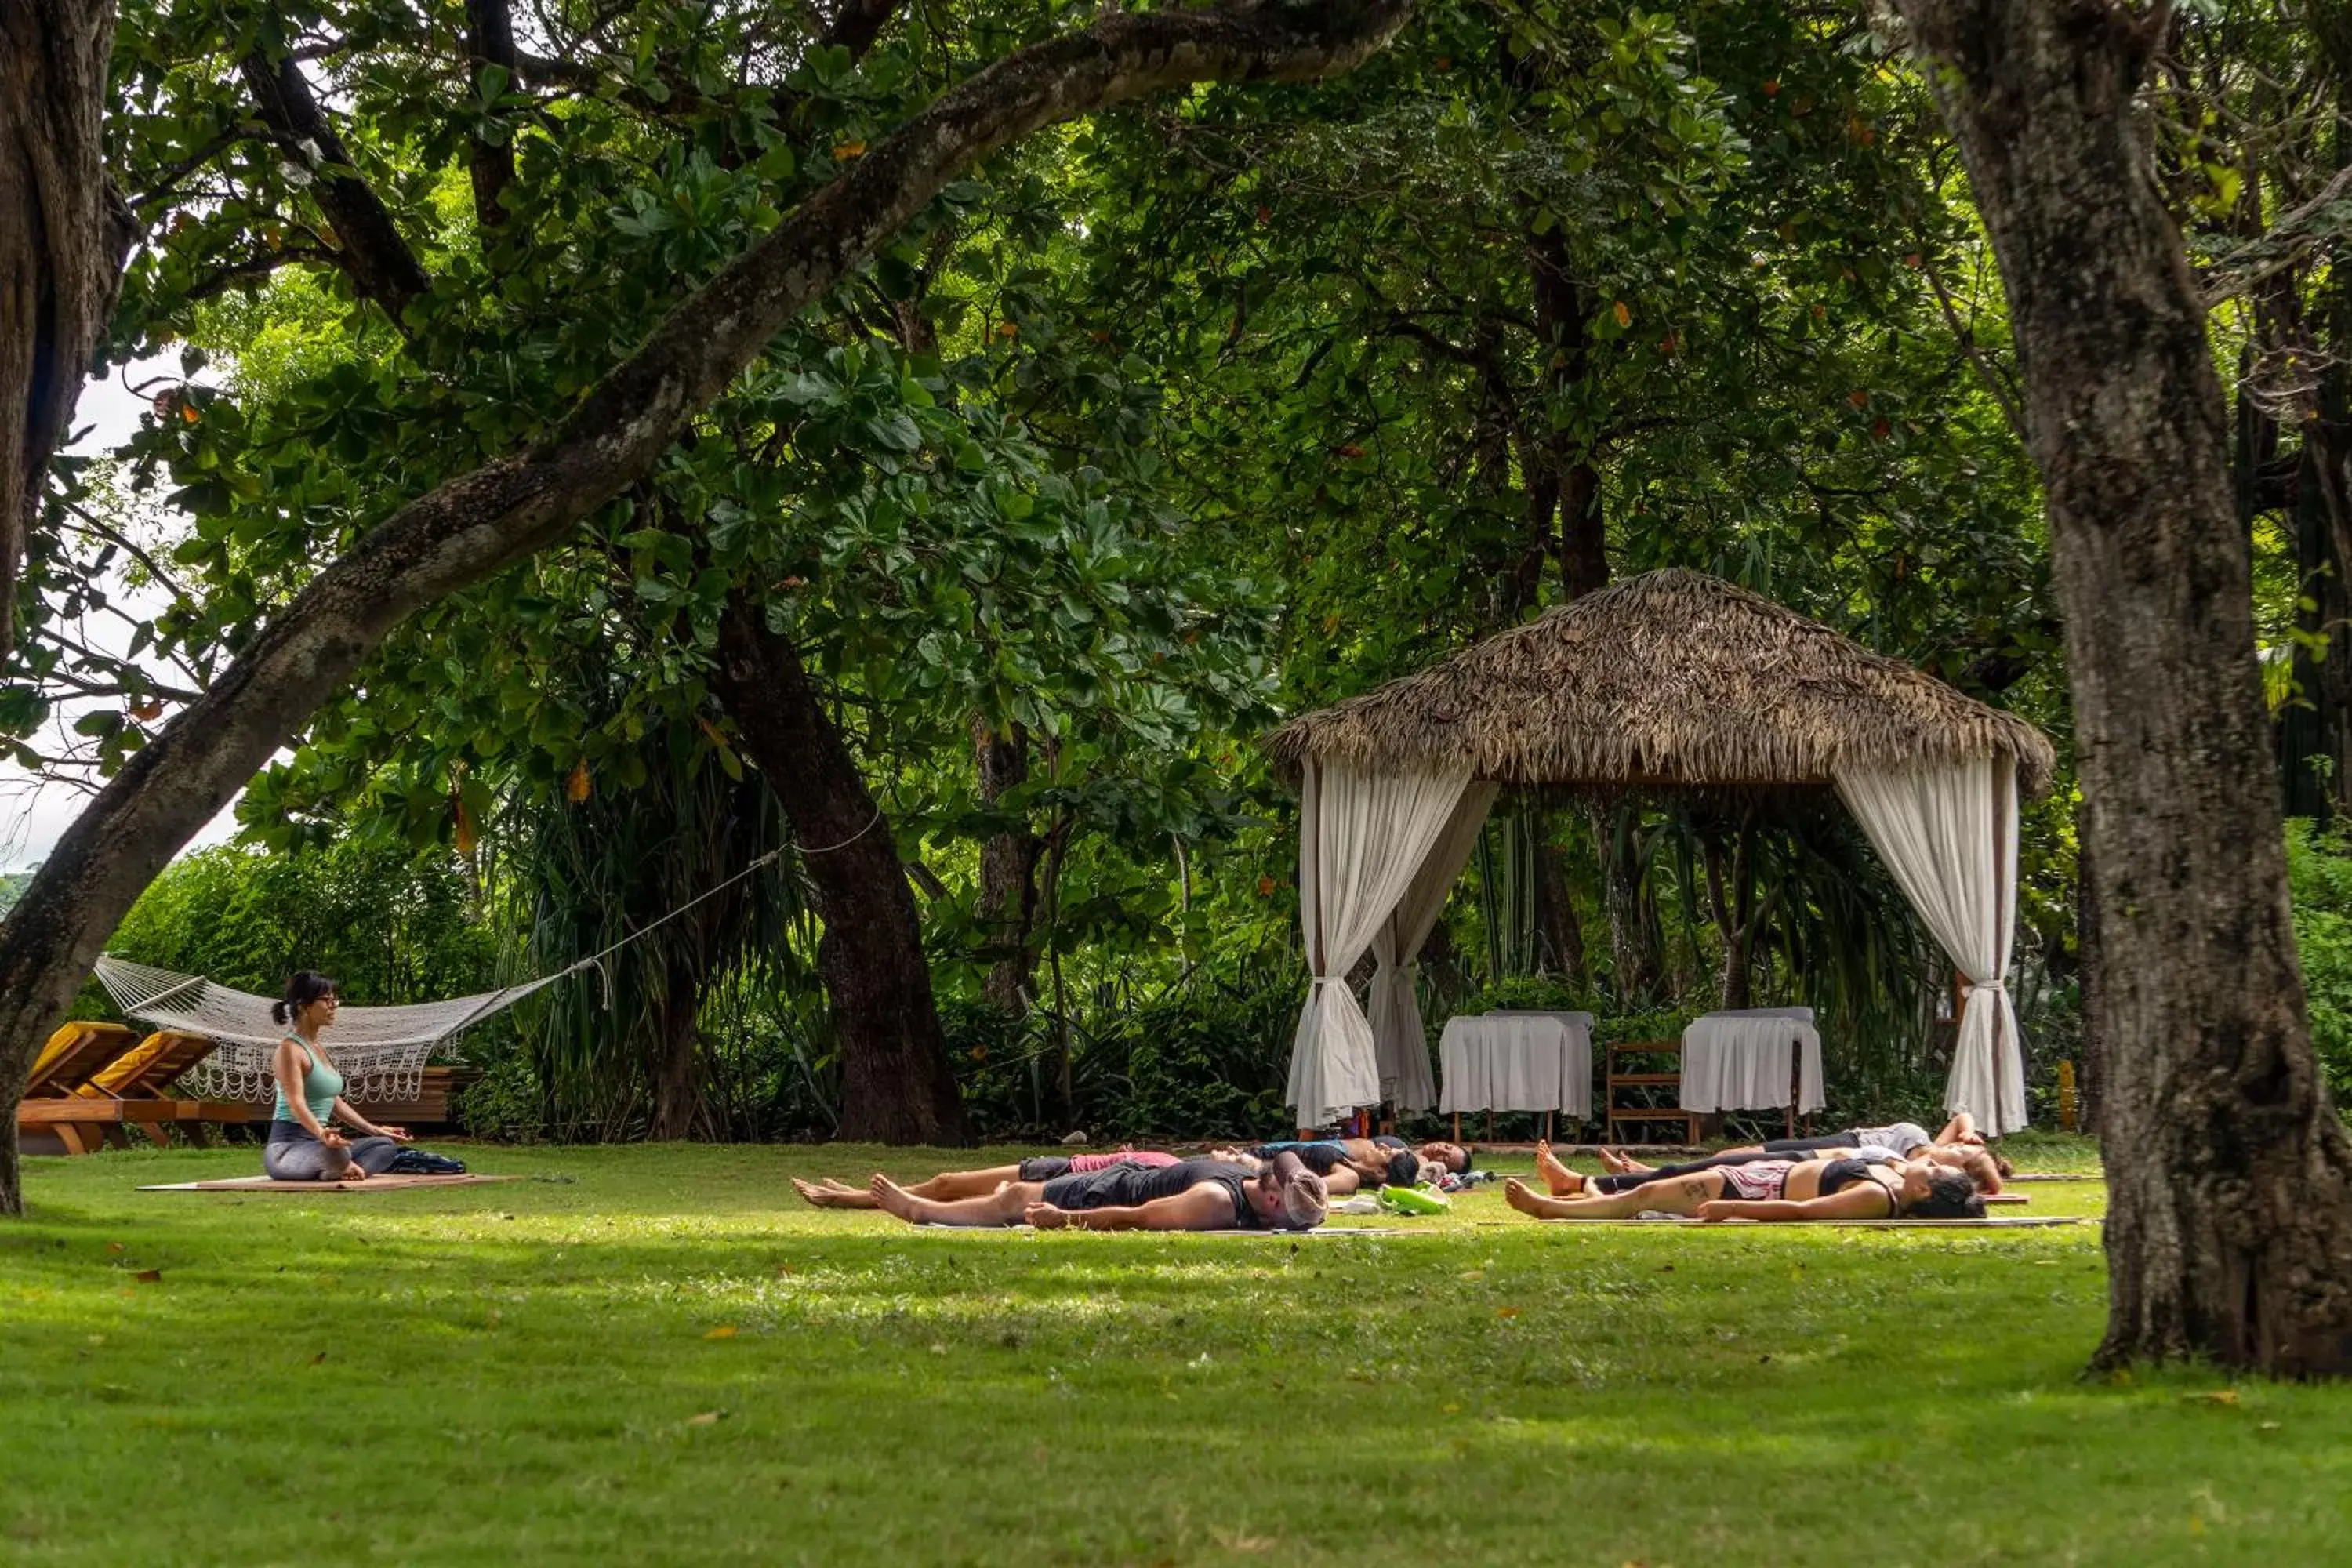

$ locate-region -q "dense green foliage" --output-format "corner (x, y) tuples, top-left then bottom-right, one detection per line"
(22, 0), (2352, 1137)
(2288, 822), (2352, 1104)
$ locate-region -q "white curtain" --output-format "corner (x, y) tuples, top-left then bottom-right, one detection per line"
(1366, 782), (1499, 1112)
(1287, 759), (1477, 1126)
(1834, 753), (2027, 1134)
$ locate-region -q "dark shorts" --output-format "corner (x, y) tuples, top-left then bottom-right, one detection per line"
(1015, 1152), (1179, 1181)
(1762, 1133), (1859, 1155)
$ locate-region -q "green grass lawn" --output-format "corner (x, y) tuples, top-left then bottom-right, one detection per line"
(3, 1137), (2346, 1565)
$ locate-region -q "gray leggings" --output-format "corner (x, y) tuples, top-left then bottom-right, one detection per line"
(264, 1123), (400, 1181)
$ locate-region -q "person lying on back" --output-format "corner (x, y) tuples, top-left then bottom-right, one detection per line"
(793, 1149), (1180, 1210)
(1503, 1152), (1983, 1224)
(1583, 1135), (2009, 1195)
(862, 1153), (1328, 1232)
(1213, 1139), (1421, 1193)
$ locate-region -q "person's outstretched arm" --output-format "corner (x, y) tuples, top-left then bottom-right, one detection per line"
(1696, 1185), (1898, 1223)
(1936, 1112), (1983, 1146)
(331, 1096), (408, 1142)
(1027, 1185), (1236, 1231)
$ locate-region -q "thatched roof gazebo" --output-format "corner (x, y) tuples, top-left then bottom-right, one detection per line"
(1261, 568), (2055, 1136)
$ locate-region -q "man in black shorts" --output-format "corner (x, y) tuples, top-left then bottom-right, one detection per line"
(863, 1153), (1329, 1232)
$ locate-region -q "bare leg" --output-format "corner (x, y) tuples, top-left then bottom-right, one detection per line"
(1504, 1174), (1719, 1221)
(1534, 1140), (1586, 1196)
(867, 1174), (1044, 1228)
(797, 1165), (1028, 1209)
(794, 1177), (877, 1210)
(902, 1165), (1025, 1201)
(1326, 1168), (1362, 1196)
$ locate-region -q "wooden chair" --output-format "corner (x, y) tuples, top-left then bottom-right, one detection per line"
(1604, 1039), (1701, 1146)
(22, 1022), (142, 1098)
(17, 1025), (254, 1154)
(17, 1022), (145, 1156)
(75, 1031), (249, 1148)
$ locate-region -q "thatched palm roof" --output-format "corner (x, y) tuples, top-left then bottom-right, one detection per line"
(1262, 568), (2056, 797)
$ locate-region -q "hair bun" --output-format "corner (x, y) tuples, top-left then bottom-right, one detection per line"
(270, 1000), (290, 1024)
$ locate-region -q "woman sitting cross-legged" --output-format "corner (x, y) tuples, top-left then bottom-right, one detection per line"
(263, 971), (408, 1182)
(1503, 1149), (1984, 1222)
(793, 1150), (1181, 1210)
(862, 1154), (1329, 1232)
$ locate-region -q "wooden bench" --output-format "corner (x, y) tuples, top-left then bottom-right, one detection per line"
(18, 1094), (258, 1155)
(1604, 1039), (1700, 1146)
(347, 1065), (481, 1131)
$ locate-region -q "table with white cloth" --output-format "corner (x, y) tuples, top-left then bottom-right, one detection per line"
(1679, 1007), (1825, 1134)
(1438, 1011), (1593, 1136)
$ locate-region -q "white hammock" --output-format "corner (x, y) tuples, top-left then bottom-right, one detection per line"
(93, 955), (579, 1102)
(88, 846), (787, 1104)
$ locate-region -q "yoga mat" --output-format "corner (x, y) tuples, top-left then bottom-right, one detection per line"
(1489, 1214), (2085, 1229)
(141, 1174), (522, 1192)
(2001, 1172), (2100, 1183)
(915, 1223), (1407, 1236)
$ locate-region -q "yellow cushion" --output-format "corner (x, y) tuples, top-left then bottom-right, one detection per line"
(27, 1024), (95, 1084)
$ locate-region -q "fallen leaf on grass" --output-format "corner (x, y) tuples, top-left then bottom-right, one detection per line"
(685, 1411), (725, 1427)
(2183, 1389), (2239, 1406)
(134, 1269), (162, 1284)
(310, 1351), (328, 1365)
(1210, 1529), (1275, 1553)
(704, 1325), (739, 1340)
(1495, 1306), (1520, 1320)
(107, 1242), (124, 1254)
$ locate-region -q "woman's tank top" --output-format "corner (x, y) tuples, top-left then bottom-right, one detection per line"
(271, 1037), (344, 1125)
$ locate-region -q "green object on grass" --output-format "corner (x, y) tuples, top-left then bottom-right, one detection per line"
(1377, 1182), (1450, 1215)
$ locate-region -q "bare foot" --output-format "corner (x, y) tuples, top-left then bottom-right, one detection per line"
(1595, 1146), (1639, 1173)
(1503, 1177), (1561, 1218)
(867, 1174), (931, 1225)
(793, 1177), (874, 1210)
(1534, 1139), (1584, 1196)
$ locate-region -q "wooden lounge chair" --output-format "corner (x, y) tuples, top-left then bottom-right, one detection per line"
(16, 1022), (143, 1156)
(23, 1022), (142, 1097)
(75, 1030), (252, 1149)
(16, 1025), (253, 1155)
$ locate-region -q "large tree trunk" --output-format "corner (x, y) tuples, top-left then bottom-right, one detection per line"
(1531, 835), (1585, 983)
(712, 597), (970, 1145)
(973, 717), (1041, 1011)
(648, 947), (708, 1140)
(1590, 804), (1662, 1004)
(1898, 0), (2352, 1375)
(1, 0), (132, 670)
(0, 0), (1411, 1213)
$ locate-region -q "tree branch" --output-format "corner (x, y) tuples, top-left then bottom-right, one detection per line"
(238, 49), (431, 318)
(0, 0), (1417, 1174)
(462, 0), (521, 241)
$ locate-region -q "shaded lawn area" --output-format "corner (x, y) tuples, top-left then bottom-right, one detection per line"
(2, 1138), (2345, 1565)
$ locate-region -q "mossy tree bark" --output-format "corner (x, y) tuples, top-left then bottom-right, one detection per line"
(1898, 0), (2352, 1374)
(711, 598), (971, 1145)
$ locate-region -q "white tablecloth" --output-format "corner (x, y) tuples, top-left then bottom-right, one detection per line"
(1679, 1007), (1825, 1113)
(1438, 1011), (1593, 1118)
